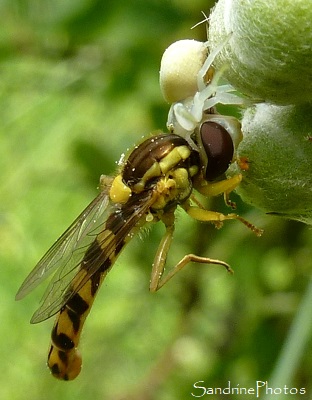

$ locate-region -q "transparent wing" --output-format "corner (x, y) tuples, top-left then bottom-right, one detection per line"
(16, 186), (156, 323)
(15, 187), (112, 301)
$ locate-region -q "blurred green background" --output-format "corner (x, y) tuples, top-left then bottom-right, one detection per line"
(1, 1), (312, 399)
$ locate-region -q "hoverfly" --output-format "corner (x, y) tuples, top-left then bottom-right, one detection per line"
(16, 36), (262, 381)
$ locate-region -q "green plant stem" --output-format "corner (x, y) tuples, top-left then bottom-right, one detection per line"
(261, 277), (312, 399)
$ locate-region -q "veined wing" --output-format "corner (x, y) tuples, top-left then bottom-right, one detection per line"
(17, 187), (156, 323)
(15, 187), (112, 302)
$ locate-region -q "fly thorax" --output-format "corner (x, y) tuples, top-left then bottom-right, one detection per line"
(120, 133), (199, 194)
(151, 166), (195, 211)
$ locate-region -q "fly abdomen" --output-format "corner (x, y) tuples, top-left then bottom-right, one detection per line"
(47, 193), (152, 380)
(47, 238), (114, 380)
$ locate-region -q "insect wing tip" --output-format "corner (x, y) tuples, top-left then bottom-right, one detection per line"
(30, 308), (50, 324)
(15, 276), (42, 301)
(15, 283), (30, 301)
(30, 314), (42, 324)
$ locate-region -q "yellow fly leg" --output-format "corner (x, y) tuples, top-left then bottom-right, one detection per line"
(183, 200), (262, 236)
(149, 211), (233, 292)
(193, 174), (263, 236)
(194, 173), (242, 199)
(149, 174), (263, 291)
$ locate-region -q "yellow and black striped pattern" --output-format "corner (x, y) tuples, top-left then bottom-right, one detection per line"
(16, 132), (262, 380)
(16, 133), (204, 380)
(47, 189), (156, 380)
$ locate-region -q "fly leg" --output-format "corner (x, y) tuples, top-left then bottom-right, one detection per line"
(183, 199), (263, 236)
(194, 173), (242, 205)
(191, 173), (263, 235)
(149, 211), (233, 292)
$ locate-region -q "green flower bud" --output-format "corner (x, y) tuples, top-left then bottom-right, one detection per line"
(230, 103), (312, 225)
(208, 0), (312, 104)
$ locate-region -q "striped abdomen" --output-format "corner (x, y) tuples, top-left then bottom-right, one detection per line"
(47, 192), (152, 380)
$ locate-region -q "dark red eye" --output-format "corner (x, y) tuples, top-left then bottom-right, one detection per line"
(200, 121), (234, 181)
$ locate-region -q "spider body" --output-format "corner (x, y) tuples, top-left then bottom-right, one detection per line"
(159, 38), (246, 151)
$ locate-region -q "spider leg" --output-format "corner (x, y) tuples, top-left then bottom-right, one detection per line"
(197, 35), (232, 91)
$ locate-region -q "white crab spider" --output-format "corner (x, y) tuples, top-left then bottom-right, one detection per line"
(159, 38), (246, 149)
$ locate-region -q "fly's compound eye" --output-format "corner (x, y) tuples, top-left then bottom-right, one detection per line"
(200, 121), (234, 181)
